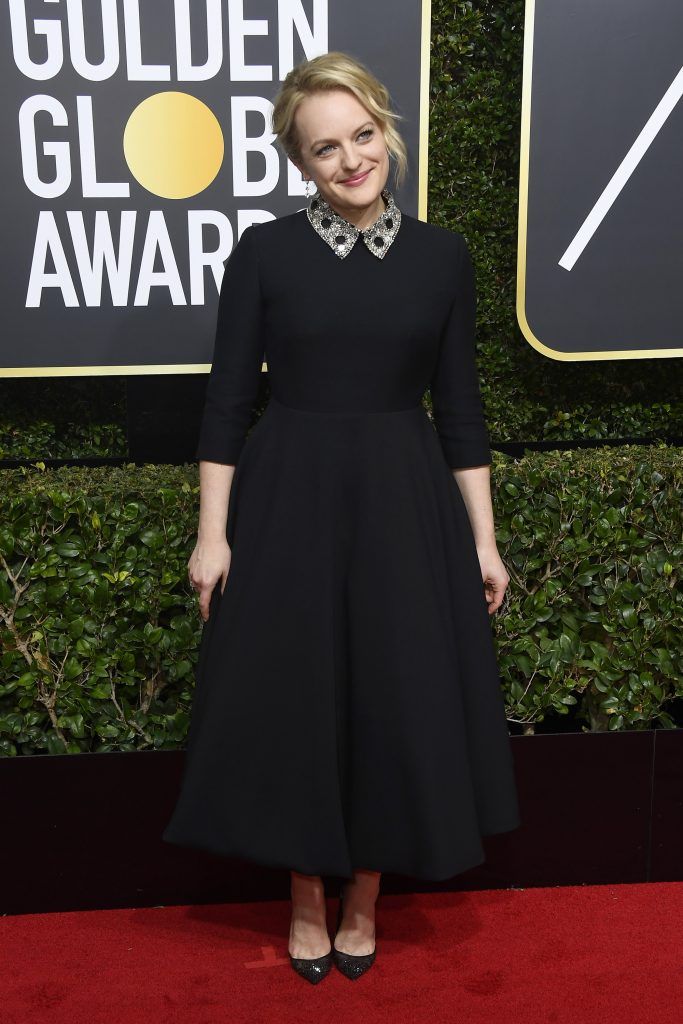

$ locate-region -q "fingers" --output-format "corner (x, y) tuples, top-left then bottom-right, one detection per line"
(188, 570), (214, 622)
(193, 577), (227, 621)
(484, 577), (508, 615)
(198, 585), (213, 622)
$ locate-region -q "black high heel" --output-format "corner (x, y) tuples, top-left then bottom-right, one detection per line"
(287, 882), (334, 984)
(332, 883), (377, 979)
(288, 910), (333, 984)
(288, 947), (333, 984)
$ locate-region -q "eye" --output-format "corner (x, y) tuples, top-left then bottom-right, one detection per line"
(315, 127), (374, 157)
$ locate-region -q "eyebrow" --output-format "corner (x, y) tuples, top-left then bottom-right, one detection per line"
(310, 122), (373, 151)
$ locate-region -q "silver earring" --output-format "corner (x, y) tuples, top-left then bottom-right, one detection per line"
(304, 178), (313, 198)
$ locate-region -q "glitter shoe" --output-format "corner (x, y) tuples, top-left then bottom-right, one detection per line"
(288, 947), (333, 984)
(288, 915), (333, 984)
(332, 885), (377, 979)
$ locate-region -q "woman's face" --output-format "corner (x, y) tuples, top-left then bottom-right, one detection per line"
(293, 88), (389, 219)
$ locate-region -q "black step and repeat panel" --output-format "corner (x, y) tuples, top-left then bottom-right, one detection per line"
(518, 0), (683, 361)
(1, 0), (429, 377)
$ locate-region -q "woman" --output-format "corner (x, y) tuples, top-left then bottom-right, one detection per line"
(162, 51), (521, 984)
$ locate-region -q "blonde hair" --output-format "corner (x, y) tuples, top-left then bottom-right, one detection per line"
(271, 51), (408, 190)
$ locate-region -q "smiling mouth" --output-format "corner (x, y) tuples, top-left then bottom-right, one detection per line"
(341, 169), (371, 184)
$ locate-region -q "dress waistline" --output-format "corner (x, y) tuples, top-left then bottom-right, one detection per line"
(267, 396), (425, 419)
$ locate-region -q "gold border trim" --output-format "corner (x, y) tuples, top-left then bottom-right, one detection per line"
(1, 363), (265, 378)
(517, 0), (682, 361)
(2, 3), (433, 379)
(418, 0), (432, 222)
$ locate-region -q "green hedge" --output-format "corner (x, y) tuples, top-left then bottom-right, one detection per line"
(1, 0), (680, 458)
(1, 443), (680, 755)
(491, 444), (682, 733)
(0, 377), (127, 459)
(0, 463), (197, 756)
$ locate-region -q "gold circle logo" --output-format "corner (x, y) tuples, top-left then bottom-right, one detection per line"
(123, 91), (224, 199)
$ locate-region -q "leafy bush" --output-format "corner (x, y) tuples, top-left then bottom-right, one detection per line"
(1, 445), (680, 755)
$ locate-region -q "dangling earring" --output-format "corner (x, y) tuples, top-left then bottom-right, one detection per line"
(304, 178), (314, 198)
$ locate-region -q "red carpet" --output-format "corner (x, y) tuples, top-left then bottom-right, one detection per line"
(4, 883), (681, 1024)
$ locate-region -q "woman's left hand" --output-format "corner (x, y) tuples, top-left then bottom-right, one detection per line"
(475, 544), (510, 615)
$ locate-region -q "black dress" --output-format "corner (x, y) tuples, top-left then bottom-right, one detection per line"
(162, 190), (521, 881)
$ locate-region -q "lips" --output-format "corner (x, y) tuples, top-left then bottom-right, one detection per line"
(341, 169), (370, 185)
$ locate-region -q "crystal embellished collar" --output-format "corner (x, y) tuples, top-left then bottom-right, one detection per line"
(306, 187), (401, 259)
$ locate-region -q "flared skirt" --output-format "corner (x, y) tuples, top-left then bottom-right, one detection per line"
(162, 397), (520, 880)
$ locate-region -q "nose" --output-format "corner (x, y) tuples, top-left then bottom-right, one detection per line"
(339, 145), (363, 175)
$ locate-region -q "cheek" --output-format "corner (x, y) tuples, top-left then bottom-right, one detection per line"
(370, 140), (388, 162)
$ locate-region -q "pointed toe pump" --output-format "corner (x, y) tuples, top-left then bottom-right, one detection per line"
(332, 886), (377, 980)
(288, 947), (333, 984)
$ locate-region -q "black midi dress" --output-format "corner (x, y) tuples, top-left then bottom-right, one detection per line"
(162, 188), (521, 881)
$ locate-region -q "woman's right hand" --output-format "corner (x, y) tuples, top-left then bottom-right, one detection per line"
(188, 537), (232, 622)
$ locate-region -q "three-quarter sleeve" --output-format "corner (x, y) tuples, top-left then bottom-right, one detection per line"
(429, 235), (492, 469)
(195, 224), (264, 465)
